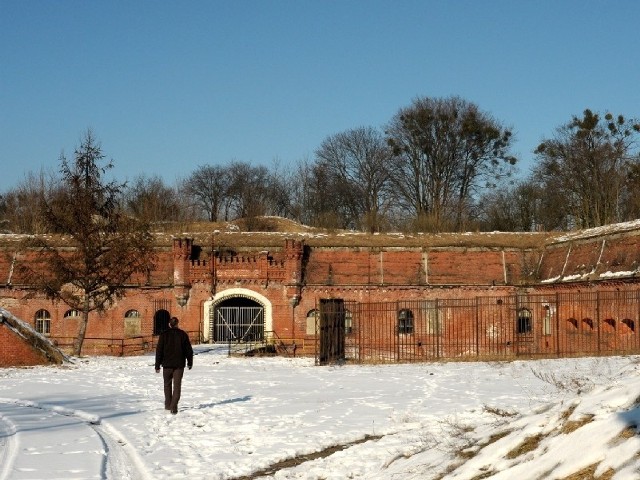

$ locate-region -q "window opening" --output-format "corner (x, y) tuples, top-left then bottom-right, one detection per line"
(398, 309), (414, 335)
(542, 305), (552, 335)
(517, 308), (532, 334)
(306, 309), (318, 335)
(622, 319), (635, 333)
(345, 309), (353, 335)
(35, 309), (51, 335)
(124, 309), (142, 337)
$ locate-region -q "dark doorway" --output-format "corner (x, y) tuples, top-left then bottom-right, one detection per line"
(154, 309), (171, 335)
(318, 298), (346, 365)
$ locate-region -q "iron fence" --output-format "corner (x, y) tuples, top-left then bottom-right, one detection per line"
(315, 289), (640, 365)
(52, 330), (201, 357)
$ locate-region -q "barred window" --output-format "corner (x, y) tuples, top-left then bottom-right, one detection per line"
(345, 309), (353, 335)
(398, 309), (414, 334)
(517, 308), (532, 334)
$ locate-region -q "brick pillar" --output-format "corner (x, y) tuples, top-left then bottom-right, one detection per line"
(258, 250), (269, 283)
(173, 238), (192, 307)
(284, 239), (303, 304)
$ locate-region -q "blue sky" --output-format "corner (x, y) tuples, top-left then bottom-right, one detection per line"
(1, 1), (639, 192)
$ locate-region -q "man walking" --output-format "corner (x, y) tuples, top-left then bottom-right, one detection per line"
(155, 316), (193, 414)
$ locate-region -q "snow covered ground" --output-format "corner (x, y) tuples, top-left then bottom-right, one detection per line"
(1, 346), (640, 479)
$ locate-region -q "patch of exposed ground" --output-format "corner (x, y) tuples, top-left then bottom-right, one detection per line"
(561, 414), (595, 435)
(468, 472), (496, 480)
(436, 429), (512, 479)
(229, 434), (383, 480)
(558, 404), (596, 435)
(609, 423), (638, 446)
(505, 433), (544, 459)
(558, 463), (614, 480)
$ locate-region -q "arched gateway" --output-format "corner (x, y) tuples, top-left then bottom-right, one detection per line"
(203, 288), (273, 343)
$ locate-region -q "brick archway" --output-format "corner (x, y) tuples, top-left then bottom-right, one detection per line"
(203, 288), (273, 343)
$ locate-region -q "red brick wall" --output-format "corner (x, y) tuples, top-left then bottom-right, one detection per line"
(0, 227), (638, 358)
(304, 247), (536, 286)
(0, 323), (50, 367)
(539, 230), (640, 282)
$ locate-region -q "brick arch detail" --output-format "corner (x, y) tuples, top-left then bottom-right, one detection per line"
(202, 288), (273, 343)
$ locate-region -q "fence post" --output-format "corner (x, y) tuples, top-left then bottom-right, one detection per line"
(475, 297), (480, 357)
(511, 295), (516, 358)
(596, 291), (601, 353)
(435, 298), (440, 359)
(395, 300), (399, 363)
(555, 291), (561, 357)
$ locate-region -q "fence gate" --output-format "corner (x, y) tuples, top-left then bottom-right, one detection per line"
(211, 306), (264, 342)
(317, 299), (346, 365)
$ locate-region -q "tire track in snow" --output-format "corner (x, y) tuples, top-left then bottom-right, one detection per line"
(0, 413), (18, 480)
(0, 398), (152, 480)
(94, 420), (154, 480)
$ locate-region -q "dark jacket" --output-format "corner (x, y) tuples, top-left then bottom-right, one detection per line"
(155, 327), (194, 370)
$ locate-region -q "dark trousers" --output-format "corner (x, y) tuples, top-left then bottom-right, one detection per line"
(162, 367), (185, 412)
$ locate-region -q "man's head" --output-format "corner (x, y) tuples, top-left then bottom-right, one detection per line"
(169, 317), (179, 328)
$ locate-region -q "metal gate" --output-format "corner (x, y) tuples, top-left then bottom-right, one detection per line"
(211, 306), (264, 342)
(317, 299), (346, 365)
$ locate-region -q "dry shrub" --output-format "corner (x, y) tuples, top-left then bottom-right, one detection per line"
(440, 416), (475, 441)
(483, 405), (517, 417)
(458, 448), (477, 460)
(531, 368), (594, 395)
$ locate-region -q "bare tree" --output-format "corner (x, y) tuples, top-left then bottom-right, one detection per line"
(19, 131), (156, 356)
(386, 96), (516, 231)
(297, 158), (351, 230)
(477, 181), (550, 232)
(184, 165), (229, 221)
(288, 157), (319, 226)
(622, 162), (640, 221)
(226, 161), (272, 228)
(124, 174), (187, 223)
(264, 158), (295, 219)
(0, 169), (57, 234)
(315, 126), (393, 232)
(534, 109), (640, 228)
